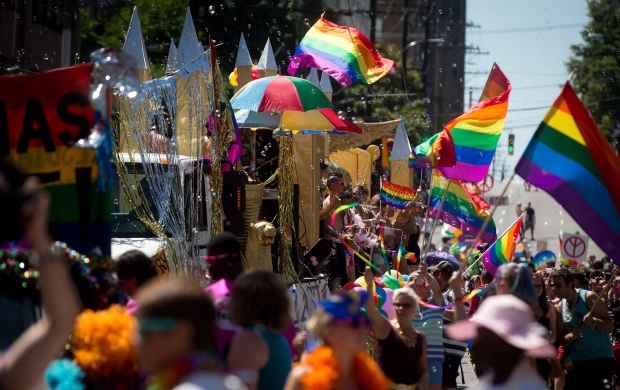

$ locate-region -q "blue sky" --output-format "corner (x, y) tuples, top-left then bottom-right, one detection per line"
(465, 0), (589, 171)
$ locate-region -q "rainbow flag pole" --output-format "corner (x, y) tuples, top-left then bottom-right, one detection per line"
(464, 212), (525, 275)
(459, 171), (517, 274)
(423, 180), (451, 254)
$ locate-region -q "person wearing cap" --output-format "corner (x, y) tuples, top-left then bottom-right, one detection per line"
(446, 294), (555, 389)
(284, 291), (391, 390)
(428, 260), (468, 390)
(551, 268), (614, 389)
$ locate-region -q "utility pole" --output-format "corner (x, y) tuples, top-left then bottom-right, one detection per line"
(370, 0), (377, 43)
(401, 0), (409, 92)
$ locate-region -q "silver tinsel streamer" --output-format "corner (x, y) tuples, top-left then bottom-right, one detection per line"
(114, 53), (214, 280)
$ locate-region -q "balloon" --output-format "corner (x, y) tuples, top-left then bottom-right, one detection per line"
(343, 282), (359, 291)
(400, 282), (406, 287)
(374, 278), (387, 288)
(373, 292), (378, 306)
(366, 145), (381, 161)
(376, 294), (385, 308)
(384, 288), (394, 309)
(375, 286), (387, 303)
(402, 274), (409, 282)
(381, 275), (401, 290)
(352, 287), (366, 298)
(385, 270), (404, 283)
(355, 276), (374, 290)
(379, 308), (389, 318)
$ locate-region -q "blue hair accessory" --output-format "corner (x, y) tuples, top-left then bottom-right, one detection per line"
(318, 291), (368, 323)
(45, 359), (86, 390)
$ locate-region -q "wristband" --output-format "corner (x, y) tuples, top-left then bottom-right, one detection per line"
(29, 241), (67, 268)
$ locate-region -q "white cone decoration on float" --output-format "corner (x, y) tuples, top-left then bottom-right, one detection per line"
(320, 72), (333, 93)
(307, 68), (320, 87)
(391, 122), (412, 160)
(122, 6), (150, 76)
(177, 8), (202, 67)
(235, 33), (252, 67)
(166, 39), (179, 73)
(257, 38), (277, 71)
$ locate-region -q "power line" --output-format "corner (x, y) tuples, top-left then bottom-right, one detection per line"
(475, 23), (584, 34)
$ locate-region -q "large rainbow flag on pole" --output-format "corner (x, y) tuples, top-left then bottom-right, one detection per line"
(380, 179), (416, 210)
(428, 171), (497, 243)
(515, 82), (620, 263)
(410, 64), (511, 182)
(287, 18), (396, 86)
(482, 214), (524, 274)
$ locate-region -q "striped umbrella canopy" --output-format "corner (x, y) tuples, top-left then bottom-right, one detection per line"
(231, 75), (334, 112)
(234, 109), (363, 134)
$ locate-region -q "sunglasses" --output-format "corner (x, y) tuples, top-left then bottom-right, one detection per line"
(393, 302), (413, 309)
(549, 283), (563, 288)
(138, 317), (178, 336)
(330, 316), (370, 329)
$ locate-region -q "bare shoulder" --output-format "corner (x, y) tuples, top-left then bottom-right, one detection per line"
(283, 366), (310, 390)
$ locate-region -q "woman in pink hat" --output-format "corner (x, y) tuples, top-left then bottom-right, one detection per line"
(446, 294), (555, 389)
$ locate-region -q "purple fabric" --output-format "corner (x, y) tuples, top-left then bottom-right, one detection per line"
(205, 279), (239, 356)
(287, 54), (353, 86)
(516, 156), (620, 264)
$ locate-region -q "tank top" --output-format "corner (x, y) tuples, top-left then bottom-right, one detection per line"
(412, 299), (445, 361)
(252, 326), (292, 390)
(561, 289), (613, 361)
(377, 326), (424, 385)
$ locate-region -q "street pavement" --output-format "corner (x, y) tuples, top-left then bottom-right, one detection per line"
(430, 177), (607, 261)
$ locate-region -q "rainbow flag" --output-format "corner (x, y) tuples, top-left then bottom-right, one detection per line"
(287, 18), (396, 86)
(515, 82), (620, 263)
(410, 64), (511, 182)
(482, 214), (524, 274)
(1, 65), (111, 255)
(428, 171), (497, 243)
(380, 179), (416, 210)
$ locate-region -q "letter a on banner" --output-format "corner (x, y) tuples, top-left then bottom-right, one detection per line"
(0, 64), (112, 255)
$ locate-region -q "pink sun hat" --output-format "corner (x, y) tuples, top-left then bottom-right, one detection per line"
(446, 294), (555, 358)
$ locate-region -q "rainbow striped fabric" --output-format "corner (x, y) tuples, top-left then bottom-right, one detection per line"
(482, 214), (524, 274)
(515, 82), (620, 263)
(380, 179), (416, 210)
(287, 18), (396, 86)
(410, 64), (511, 182)
(428, 171), (497, 243)
(1, 65), (111, 255)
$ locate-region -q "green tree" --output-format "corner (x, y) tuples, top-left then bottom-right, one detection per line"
(80, 0), (324, 79)
(568, 0), (620, 140)
(330, 42), (430, 145)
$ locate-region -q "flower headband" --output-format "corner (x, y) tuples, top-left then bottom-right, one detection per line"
(318, 291), (367, 323)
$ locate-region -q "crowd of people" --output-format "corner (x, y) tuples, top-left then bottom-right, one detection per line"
(2, 161), (620, 390)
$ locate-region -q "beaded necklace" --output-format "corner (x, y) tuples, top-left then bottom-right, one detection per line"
(394, 320), (418, 348)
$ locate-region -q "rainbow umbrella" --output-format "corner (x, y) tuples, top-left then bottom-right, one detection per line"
(234, 109), (362, 134)
(231, 76), (363, 134)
